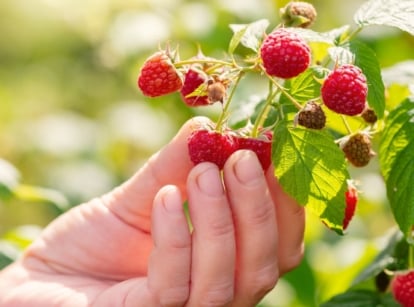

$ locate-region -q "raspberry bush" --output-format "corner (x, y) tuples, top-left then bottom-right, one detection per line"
(135, 0), (414, 304)
(138, 0), (414, 306)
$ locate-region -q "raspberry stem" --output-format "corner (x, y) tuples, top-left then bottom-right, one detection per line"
(267, 75), (302, 110)
(340, 115), (353, 134)
(174, 58), (235, 68)
(215, 71), (245, 132)
(251, 81), (278, 137)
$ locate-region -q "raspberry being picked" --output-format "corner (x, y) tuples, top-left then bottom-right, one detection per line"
(236, 132), (273, 170)
(391, 270), (414, 307)
(321, 64), (368, 116)
(260, 28), (311, 79)
(138, 51), (183, 97)
(187, 129), (238, 170)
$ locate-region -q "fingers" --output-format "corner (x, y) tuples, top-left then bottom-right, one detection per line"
(147, 185), (191, 306)
(265, 168), (305, 275)
(186, 163), (236, 306)
(102, 116), (212, 231)
(223, 151), (279, 306)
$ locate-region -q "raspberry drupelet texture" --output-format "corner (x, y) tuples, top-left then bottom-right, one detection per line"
(237, 133), (273, 170)
(260, 28), (311, 79)
(391, 270), (414, 307)
(321, 64), (368, 116)
(343, 184), (357, 230)
(180, 68), (210, 106)
(187, 129), (238, 169)
(296, 101), (326, 129)
(138, 51), (183, 97)
(341, 132), (374, 167)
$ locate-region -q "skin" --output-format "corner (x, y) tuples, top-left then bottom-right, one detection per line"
(0, 117), (305, 307)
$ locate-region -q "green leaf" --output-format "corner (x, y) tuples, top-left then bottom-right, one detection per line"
(289, 25), (351, 44)
(380, 98), (414, 235)
(279, 67), (323, 107)
(351, 229), (403, 286)
(321, 289), (398, 307)
(349, 40), (385, 119)
(13, 184), (70, 213)
(328, 46), (355, 66)
(382, 60), (414, 87)
(0, 159), (20, 198)
(273, 122), (349, 232)
(228, 19), (269, 54)
(354, 0), (414, 35)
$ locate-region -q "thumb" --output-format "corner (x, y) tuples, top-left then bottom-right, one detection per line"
(102, 116), (211, 231)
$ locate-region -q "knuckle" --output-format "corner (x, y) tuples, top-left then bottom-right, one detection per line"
(279, 245), (305, 275)
(199, 282), (234, 307)
(247, 199), (275, 228)
(158, 285), (189, 307)
(206, 216), (234, 240)
(247, 264), (279, 300)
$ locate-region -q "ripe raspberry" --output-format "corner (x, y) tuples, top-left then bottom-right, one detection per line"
(361, 107), (378, 124)
(343, 183), (357, 230)
(260, 28), (311, 79)
(236, 132), (273, 170)
(180, 68), (210, 106)
(188, 129), (238, 169)
(321, 64), (368, 116)
(341, 132), (375, 167)
(295, 101), (326, 129)
(280, 1), (317, 28)
(137, 51), (183, 97)
(391, 270), (414, 307)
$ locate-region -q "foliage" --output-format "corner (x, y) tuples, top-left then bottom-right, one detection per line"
(1, 0), (414, 306)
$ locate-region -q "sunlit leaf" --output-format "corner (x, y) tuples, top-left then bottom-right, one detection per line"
(354, 0), (414, 35)
(273, 122), (349, 233)
(349, 40), (385, 119)
(380, 98), (414, 235)
(228, 19), (269, 53)
(13, 184), (70, 213)
(321, 289), (399, 306)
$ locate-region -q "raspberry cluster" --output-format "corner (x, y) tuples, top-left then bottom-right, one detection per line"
(136, 0), (377, 234)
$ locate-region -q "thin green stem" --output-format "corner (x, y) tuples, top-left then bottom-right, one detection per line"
(409, 243), (414, 269)
(340, 115), (353, 135)
(216, 72), (245, 132)
(251, 81), (278, 137)
(174, 58), (234, 68)
(260, 65), (302, 110)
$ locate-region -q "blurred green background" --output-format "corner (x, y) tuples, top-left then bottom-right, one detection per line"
(0, 0), (413, 305)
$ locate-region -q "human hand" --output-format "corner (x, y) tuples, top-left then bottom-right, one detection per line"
(0, 117), (305, 307)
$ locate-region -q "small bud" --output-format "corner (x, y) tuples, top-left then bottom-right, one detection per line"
(207, 81), (227, 103)
(280, 1), (317, 29)
(361, 107), (378, 124)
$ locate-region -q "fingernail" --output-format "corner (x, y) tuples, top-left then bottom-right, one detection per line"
(196, 164), (224, 197)
(161, 186), (182, 213)
(234, 151), (262, 185)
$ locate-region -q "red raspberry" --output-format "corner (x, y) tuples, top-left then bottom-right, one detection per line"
(391, 270), (414, 307)
(260, 28), (311, 79)
(187, 129), (238, 169)
(180, 68), (211, 106)
(343, 183), (357, 230)
(137, 51), (183, 97)
(236, 133), (273, 170)
(321, 64), (368, 116)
